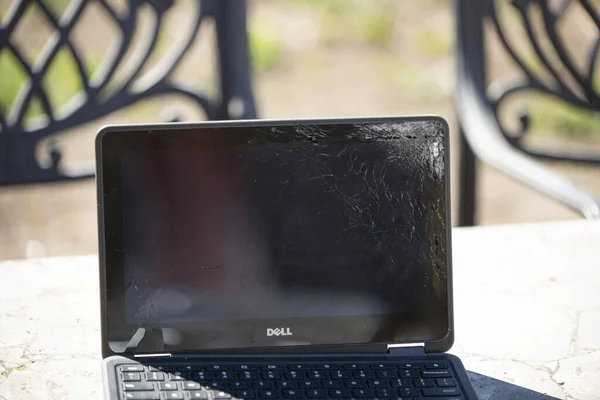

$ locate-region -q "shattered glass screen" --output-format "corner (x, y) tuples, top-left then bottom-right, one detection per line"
(120, 127), (447, 330)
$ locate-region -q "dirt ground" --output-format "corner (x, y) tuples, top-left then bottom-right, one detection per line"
(0, 0), (598, 260)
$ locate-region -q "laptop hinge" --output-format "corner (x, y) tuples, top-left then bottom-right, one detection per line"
(387, 344), (425, 357)
(134, 353), (173, 359)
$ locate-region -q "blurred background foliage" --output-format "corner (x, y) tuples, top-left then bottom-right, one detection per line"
(2, 0), (599, 139)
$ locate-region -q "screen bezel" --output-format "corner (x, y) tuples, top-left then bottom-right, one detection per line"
(96, 116), (454, 358)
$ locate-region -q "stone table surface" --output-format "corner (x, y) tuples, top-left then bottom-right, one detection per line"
(0, 220), (599, 400)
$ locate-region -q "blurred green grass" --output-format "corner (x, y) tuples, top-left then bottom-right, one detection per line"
(0, 0), (70, 18)
(298, 0), (397, 47)
(417, 27), (453, 55)
(247, 0), (397, 74)
(0, 48), (99, 121)
(529, 98), (600, 140)
(46, 0), (70, 16)
(363, 12), (394, 46)
(249, 23), (284, 72)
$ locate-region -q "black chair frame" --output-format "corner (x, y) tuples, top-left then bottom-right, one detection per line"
(456, 0), (600, 225)
(0, 0), (257, 185)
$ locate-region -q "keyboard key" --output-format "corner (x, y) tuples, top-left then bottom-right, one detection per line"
(159, 382), (177, 391)
(376, 369), (397, 379)
(188, 391), (209, 399)
(345, 379), (365, 388)
(234, 365), (257, 371)
(216, 371), (235, 380)
(323, 380), (341, 388)
(229, 381), (249, 390)
(238, 371), (259, 380)
(285, 371), (305, 379)
(422, 387), (461, 396)
(397, 362), (421, 369)
(307, 371), (325, 379)
(258, 389), (280, 399)
(168, 372), (187, 381)
(282, 389), (302, 398)
(262, 365), (283, 371)
(123, 393), (160, 400)
(398, 387), (419, 397)
(183, 381), (202, 390)
(194, 371), (210, 381)
(123, 382), (154, 391)
(298, 380), (318, 389)
(399, 369), (418, 378)
(233, 390), (255, 399)
(261, 371), (281, 380)
(375, 388), (397, 397)
(425, 362), (448, 369)
(305, 389), (326, 398)
(343, 363), (365, 370)
(252, 381), (272, 389)
(329, 370), (350, 379)
(148, 366), (170, 372)
(211, 391), (232, 399)
(414, 378), (435, 387)
(207, 365), (229, 371)
(329, 388), (350, 397)
(289, 364), (311, 371)
(390, 378), (412, 387)
(206, 382), (226, 390)
(176, 365), (198, 372)
(162, 392), (184, 399)
(437, 378), (457, 387)
(146, 372), (165, 381)
(422, 369), (452, 378)
(276, 381), (296, 389)
(316, 364), (339, 370)
(367, 380), (388, 388)
(352, 388), (374, 397)
(353, 370), (373, 379)
(371, 363), (394, 369)
(123, 372), (141, 382)
(120, 365), (144, 372)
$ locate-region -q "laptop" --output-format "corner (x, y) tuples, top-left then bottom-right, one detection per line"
(96, 116), (478, 400)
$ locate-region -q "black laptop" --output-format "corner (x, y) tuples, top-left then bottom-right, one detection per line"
(96, 116), (478, 400)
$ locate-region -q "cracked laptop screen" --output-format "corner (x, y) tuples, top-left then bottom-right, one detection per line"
(119, 122), (448, 345)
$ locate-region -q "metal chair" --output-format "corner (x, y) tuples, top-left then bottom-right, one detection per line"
(456, 0), (600, 225)
(0, 0), (257, 185)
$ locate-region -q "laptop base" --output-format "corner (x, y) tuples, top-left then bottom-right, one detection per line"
(103, 352), (478, 399)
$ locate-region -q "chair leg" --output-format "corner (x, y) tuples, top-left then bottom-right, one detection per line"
(457, 126), (477, 226)
(213, 0), (258, 120)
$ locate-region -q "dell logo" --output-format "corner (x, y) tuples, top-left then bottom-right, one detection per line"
(267, 327), (292, 337)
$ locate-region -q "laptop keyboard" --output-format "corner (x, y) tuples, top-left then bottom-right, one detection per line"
(116, 359), (465, 399)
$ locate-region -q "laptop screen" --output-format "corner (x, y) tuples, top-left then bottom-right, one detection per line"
(99, 118), (450, 354)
